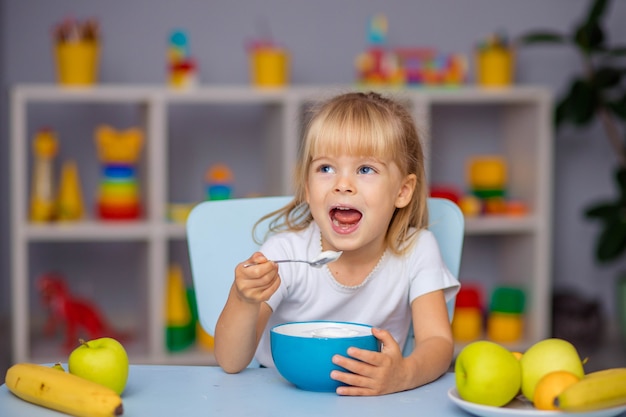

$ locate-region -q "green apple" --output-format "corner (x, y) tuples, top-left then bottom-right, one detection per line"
(68, 337), (129, 395)
(455, 340), (522, 407)
(520, 338), (584, 402)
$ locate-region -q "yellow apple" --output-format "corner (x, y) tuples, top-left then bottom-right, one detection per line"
(520, 338), (584, 402)
(455, 340), (522, 407)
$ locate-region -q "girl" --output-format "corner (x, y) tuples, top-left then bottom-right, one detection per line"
(215, 91), (460, 396)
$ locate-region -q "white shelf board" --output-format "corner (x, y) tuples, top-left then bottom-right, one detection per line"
(465, 215), (538, 235)
(13, 84), (551, 105)
(24, 221), (154, 241)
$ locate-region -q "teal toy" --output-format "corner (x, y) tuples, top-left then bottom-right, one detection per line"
(205, 164), (233, 201)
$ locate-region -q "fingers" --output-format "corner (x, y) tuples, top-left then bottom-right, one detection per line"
(247, 251), (270, 267)
(329, 328), (404, 396)
(372, 327), (400, 353)
(234, 252), (280, 303)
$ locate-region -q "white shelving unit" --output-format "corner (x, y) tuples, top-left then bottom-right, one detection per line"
(10, 84), (553, 364)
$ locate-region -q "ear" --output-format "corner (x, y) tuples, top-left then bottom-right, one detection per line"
(395, 174), (417, 209)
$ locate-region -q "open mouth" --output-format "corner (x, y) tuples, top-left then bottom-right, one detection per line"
(330, 207), (362, 229)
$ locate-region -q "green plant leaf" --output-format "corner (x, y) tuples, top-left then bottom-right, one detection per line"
(569, 79), (599, 124)
(555, 94), (575, 127)
(516, 31), (567, 45)
(585, 0), (609, 26)
(615, 167), (626, 200)
(585, 202), (620, 219)
(593, 66), (622, 89)
(574, 21), (605, 54)
(596, 217), (626, 262)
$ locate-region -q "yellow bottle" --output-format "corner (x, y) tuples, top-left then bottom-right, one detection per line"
(56, 160), (84, 221)
(30, 129), (58, 222)
(165, 264), (195, 352)
(165, 264), (191, 326)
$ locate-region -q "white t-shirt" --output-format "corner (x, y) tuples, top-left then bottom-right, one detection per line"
(255, 221), (460, 367)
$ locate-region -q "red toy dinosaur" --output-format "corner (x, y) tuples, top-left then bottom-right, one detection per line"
(37, 273), (127, 350)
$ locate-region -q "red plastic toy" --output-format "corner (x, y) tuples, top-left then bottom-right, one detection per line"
(37, 273), (127, 350)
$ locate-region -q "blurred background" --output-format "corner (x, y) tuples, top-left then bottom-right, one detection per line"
(2, 0), (626, 374)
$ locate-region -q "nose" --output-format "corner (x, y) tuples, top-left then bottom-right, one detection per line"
(334, 174), (354, 194)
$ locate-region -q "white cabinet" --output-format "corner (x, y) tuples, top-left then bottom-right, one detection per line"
(10, 85), (552, 364)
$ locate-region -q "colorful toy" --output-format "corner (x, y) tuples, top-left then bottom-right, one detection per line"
(430, 184), (462, 205)
(95, 125), (143, 220)
(367, 14), (388, 45)
(468, 155), (507, 195)
(168, 29), (197, 89)
(167, 203), (195, 224)
(56, 159), (84, 221)
(37, 273), (126, 350)
(487, 286), (525, 343)
(465, 155), (528, 216)
(452, 284), (484, 342)
(458, 195), (482, 218)
(247, 38), (290, 87)
(355, 15), (467, 87)
(475, 32), (514, 87)
(165, 264), (195, 352)
(30, 128), (58, 222)
(205, 163), (233, 200)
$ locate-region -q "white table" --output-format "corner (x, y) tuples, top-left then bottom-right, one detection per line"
(0, 365), (471, 416)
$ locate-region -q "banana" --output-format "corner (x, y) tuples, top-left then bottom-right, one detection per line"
(556, 367), (626, 412)
(5, 363), (123, 417)
(584, 367), (626, 379)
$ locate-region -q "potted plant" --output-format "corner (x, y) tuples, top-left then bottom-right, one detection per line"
(517, 0), (626, 339)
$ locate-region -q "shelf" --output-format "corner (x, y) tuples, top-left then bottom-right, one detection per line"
(11, 84), (553, 365)
(465, 216), (538, 235)
(24, 221), (155, 241)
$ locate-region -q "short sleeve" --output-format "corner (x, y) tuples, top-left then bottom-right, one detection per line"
(408, 230), (460, 303)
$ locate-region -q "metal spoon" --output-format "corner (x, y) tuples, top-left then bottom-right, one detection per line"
(243, 250), (343, 268)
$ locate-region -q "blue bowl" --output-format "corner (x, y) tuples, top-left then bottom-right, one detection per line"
(270, 321), (379, 392)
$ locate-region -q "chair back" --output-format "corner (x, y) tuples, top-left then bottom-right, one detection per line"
(187, 196), (293, 336)
(187, 196), (464, 343)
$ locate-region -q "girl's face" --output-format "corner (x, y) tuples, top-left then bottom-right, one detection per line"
(305, 151), (416, 259)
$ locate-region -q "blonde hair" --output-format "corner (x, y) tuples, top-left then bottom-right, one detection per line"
(255, 91), (428, 255)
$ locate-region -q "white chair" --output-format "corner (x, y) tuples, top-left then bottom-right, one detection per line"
(187, 196), (464, 358)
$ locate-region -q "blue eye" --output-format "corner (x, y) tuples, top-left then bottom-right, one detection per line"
(358, 166), (375, 174)
(319, 165), (334, 174)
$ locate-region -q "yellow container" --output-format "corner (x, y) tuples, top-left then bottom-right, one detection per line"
(468, 156), (507, 189)
(55, 41), (99, 85)
(487, 312), (523, 343)
(250, 48), (289, 87)
(452, 307), (483, 342)
(476, 47), (514, 87)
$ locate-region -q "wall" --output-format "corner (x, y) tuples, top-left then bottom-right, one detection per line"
(2, 0), (625, 326)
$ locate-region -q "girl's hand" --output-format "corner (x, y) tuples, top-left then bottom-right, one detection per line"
(330, 328), (409, 396)
(234, 252), (281, 304)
